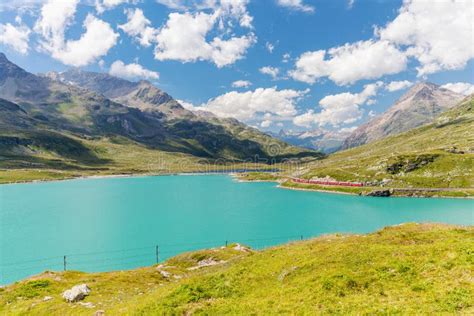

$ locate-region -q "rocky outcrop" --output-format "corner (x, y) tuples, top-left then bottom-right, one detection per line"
(364, 189), (392, 197)
(62, 284), (91, 302)
(343, 82), (464, 149)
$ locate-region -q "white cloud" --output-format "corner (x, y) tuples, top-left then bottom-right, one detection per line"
(0, 0), (46, 13)
(119, 8), (157, 47)
(385, 80), (413, 92)
(441, 82), (474, 96)
(189, 87), (308, 124)
(290, 40), (407, 85)
(282, 53), (290, 63)
(109, 60), (159, 80)
(34, 0), (78, 49)
(261, 119), (272, 128)
(95, 0), (128, 14)
(54, 15), (118, 67)
(378, 0), (474, 76)
(176, 99), (196, 111)
(35, 0), (118, 66)
(289, 0), (473, 86)
(265, 42), (274, 53)
(293, 81), (383, 127)
(0, 22), (31, 54)
(154, 11), (256, 67)
(259, 66), (280, 79)
(232, 80), (252, 88)
(347, 0), (355, 9)
(156, 0), (186, 10)
(276, 0), (314, 13)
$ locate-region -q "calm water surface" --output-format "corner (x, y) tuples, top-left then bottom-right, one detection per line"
(1, 175), (473, 284)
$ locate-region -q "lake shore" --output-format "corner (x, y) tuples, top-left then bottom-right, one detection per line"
(2, 169), (473, 199)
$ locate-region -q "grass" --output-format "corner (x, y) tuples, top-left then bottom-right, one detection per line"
(1, 224), (473, 315)
(237, 172), (280, 181)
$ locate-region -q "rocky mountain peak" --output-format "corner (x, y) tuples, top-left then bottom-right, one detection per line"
(342, 82), (464, 149)
(0, 52), (30, 79)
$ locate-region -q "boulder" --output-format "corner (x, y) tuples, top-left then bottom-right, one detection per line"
(62, 284), (91, 302)
(365, 190), (391, 197)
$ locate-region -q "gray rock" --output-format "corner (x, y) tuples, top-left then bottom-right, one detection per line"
(62, 284), (91, 302)
(365, 190), (391, 197)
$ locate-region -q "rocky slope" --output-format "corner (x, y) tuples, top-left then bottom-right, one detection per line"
(342, 82), (464, 149)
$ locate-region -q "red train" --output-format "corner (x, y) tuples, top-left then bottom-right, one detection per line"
(291, 178), (364, 187)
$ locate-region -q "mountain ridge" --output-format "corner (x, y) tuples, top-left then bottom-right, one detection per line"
(0, 53), (319, 164)
(342, 82), (464, 149)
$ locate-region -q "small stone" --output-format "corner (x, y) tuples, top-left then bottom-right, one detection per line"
(159, 270), (171, 278)
(233, 243), (250, 252)
(365, 190), (391, 197)
(95, 309), (106, 316)
(43, 296), (53, 301)
(78, 302), (95, 308)
(62, 284), (91, 302)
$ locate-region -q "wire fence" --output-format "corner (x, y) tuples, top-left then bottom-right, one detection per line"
(0, 234), (308, 285)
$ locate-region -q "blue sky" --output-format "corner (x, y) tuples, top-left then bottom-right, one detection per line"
(1, 0), (473, 133)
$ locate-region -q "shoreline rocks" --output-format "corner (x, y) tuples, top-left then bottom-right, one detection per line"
(62, 284), (91, 302)
(365, 189), (392, 197)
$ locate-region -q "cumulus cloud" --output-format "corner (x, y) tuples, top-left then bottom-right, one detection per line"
(259, 66), (280, 79)
(293, 81), (383, 127)
(385, 80), (413, 92)
(290, 40), (407, 85)
(119, 8), (157, 47)
(0, 21), (31, 54)
(232, 80), (252, 88)
(378, 0), (474, 76)
(187, 87), (308, 125)
(95, 0), (128, 14)
(109, 60), (159, 80)
(154, 11), (256, 67)
(35, 0), (118, 67)
(441, 82), (474, 96)
(290, 0), (473, 85)
(276, 0), (314, 13)
(156, 0), (187, 10)
(54, 15), (118, 67)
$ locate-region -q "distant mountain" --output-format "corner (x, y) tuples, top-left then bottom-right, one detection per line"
(269, 128), (353, 153)
(0, 53), (318, 163)
(342, 82), (464, 149)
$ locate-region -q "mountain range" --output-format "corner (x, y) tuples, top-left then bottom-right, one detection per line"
(342, 82), (464, 149)
(269, 128), (353, 153)
(0, 53), (319, 172)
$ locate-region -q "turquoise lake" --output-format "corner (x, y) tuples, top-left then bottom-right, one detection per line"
(1, 175), (473, 285)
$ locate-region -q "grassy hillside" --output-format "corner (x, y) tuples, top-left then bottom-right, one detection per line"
(0, 129), (288, 183)
(283, 96), (474, 192)
(1, 224), (472, 315)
